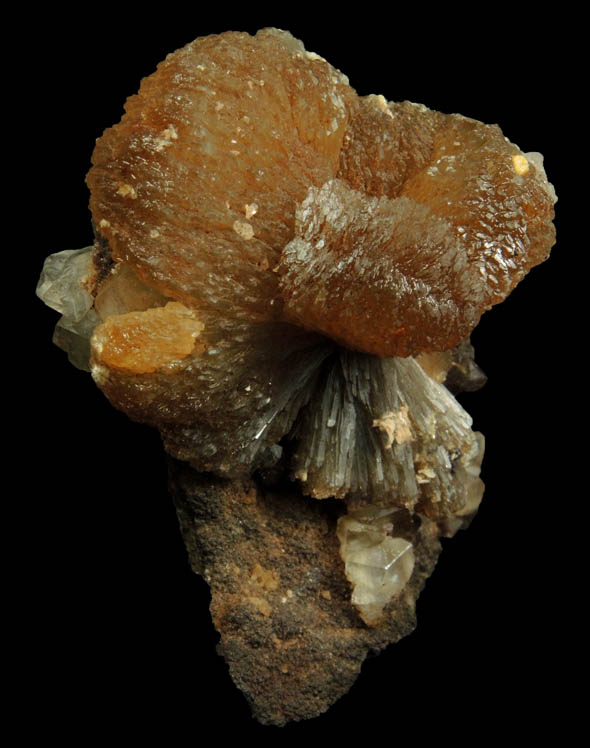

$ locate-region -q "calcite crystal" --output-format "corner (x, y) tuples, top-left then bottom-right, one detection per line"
(36, 28), (557, 725)
(336, 506), (415, 626)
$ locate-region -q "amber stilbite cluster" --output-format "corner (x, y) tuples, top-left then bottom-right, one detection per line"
(36, 28), (556, 724)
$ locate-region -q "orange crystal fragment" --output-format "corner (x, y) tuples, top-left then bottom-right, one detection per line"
(92, 302), (205, 374)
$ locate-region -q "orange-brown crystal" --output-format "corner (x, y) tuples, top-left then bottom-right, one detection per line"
(278, 102), (556, 356)
(87, 29), (555, 360)
(92, 302), (205, 374)
(87, 29), (355, 321)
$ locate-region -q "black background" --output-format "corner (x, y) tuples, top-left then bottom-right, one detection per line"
(20, 7), (578, 742)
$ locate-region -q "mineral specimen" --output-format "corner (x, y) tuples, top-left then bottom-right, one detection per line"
(36, 27), (557, 725)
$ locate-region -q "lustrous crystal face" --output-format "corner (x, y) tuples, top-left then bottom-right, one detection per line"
(337, 507), (415, 625)
(36, 28), (556, 724)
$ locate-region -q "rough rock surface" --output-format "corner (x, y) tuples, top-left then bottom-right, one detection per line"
(169, 460), (441, 725)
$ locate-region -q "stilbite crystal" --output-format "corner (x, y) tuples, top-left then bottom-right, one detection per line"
(36, 27), (557, 725)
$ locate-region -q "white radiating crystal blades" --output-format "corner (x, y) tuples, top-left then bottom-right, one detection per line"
(292, 352), (484, 521)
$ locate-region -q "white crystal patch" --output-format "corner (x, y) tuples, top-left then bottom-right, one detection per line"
(337, 506), (415, 625)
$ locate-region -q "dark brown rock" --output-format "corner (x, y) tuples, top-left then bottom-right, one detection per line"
(168, 459), (441, 725)
(445, 339), (488, 394)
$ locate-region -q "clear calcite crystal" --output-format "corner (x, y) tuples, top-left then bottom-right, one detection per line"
(36, 28), (557, 725)
(36, 247), (94, 321)
(36, 247), (99, 371)
(337, 507), (415, 625)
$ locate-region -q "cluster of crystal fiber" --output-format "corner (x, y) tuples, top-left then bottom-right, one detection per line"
(37, 28), (556, 724)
